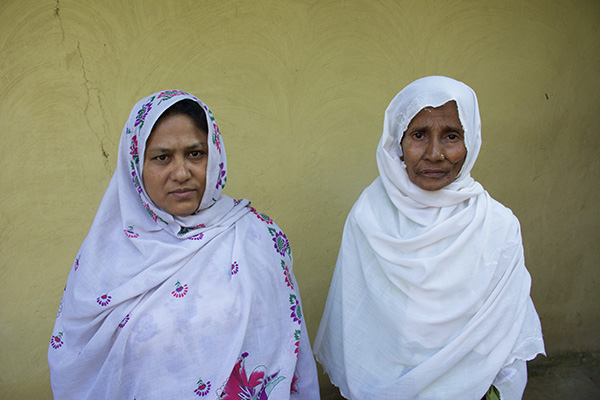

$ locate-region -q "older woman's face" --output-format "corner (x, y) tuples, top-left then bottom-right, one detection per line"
(401, 101), (467, 191)
(143, 114), (208, 217)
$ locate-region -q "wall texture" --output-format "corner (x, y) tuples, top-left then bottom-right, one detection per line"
(1, 0), (598, 398)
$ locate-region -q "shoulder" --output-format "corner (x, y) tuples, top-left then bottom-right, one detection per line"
(241, 205), (293, 260)
(484, 192), (522, 236)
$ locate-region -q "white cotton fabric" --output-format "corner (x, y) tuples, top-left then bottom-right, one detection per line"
(314, 76), (544, 400)
(48, 90), (320, 400)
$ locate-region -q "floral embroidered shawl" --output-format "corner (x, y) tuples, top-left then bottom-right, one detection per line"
(48, 90), (320, 400)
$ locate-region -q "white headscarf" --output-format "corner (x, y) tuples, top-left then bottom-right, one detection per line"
(48, 90), (320, 400)
(314, 76), (544, 399)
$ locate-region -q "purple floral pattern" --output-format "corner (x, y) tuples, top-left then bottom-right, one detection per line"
(130, 162), (143, 195)
(270, 229), (290, 257)
(172, 281), (188, 298)
(216, 162), (227, 190)
(50, 332), (64, 349)
(289, 294), (302, 324)
(119, 314), (130, 328)
(231, 261), (239, 275)
(74, 255), (80, 271)
(194, 378), (211, 397)
(135, 100), (153, 128)
(97, 294), (112, 306)
(188, 232), (204, 241)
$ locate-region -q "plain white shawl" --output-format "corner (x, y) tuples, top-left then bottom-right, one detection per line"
(48, 90), (320, 400)
(314, 76), (544, 399)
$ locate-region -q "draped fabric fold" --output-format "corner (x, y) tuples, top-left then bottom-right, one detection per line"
(48, 90), (319, 400)
(314, 76), (544, 400)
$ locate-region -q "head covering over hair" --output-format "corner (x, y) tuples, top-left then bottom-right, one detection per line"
(48, 90), (319, 400)
(314, 76), (544, 400)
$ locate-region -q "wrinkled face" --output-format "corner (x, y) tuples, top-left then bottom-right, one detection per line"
(143, 113), (208, 217)
(401, 101), (467, 191)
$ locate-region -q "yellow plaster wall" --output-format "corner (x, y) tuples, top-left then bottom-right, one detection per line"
(1, 0), (598, 398)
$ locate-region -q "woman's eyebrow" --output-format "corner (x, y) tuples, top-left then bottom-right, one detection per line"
(443, 124), (464, 133)
(147, 141), (207, 153)
(185, 141), (207, 150)
(407, 125), (430, 132)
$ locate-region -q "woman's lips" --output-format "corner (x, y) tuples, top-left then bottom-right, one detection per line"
(169, 189), (196, 199)
(420, 169), (447, 178)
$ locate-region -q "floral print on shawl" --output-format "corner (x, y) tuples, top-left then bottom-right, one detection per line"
(194, 378), (211, 397)
(48, 89), (320, 399)
(50, 332), (64, 349)
(217, 352), (285, 400)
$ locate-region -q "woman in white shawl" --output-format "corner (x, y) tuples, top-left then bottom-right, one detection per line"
(48, 90), (320, 400)
(314, 76), (544, 400)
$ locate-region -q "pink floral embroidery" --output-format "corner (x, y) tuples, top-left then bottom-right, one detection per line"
(218, 352), (285, 399)
(231, 261), (239, 275)
(143, 202), (167, 225)
(172, 281), (188, 298)
(74, 255), (80, 271)
(281, 260), (294, 290)
(119, 314), (130, 328)
(124, 226), (139, 238)
(293, 330), (301, 358)
(130, 135), (139, 163)
(194, 378), (211, 397)
(50, 332), (64, 349)
(289, 294), (302, 324)
(290, 368), (300, 394)
(157, 90), (185, 99)
(97, 294), (112, 306)
(212, 123), (222, 154)
(254, 211), (274, 225)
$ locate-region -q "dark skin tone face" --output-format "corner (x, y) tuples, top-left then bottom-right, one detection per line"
(400, 101), (467, 191)
(143, 114), (208, 217)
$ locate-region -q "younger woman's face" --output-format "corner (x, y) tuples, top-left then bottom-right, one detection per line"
(143, 113), (208, 217)
(401, 101), (467, 191)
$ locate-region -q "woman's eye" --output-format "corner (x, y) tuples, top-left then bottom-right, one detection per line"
(190, 151), (204, 158)
(413, 132), (424, 139)
(155, 155), (168, 162)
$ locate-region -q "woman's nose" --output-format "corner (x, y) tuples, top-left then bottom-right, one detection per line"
(425, 138), (445, 161)
(171, 159), (192, 181)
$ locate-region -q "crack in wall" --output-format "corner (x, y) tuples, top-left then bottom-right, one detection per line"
(55, 1), (112, 174)
(55, 0), (65, 41)
(75, 42), (112, 173)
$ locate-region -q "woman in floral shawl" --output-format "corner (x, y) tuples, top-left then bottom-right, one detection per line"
(48, 90), (320, 400)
